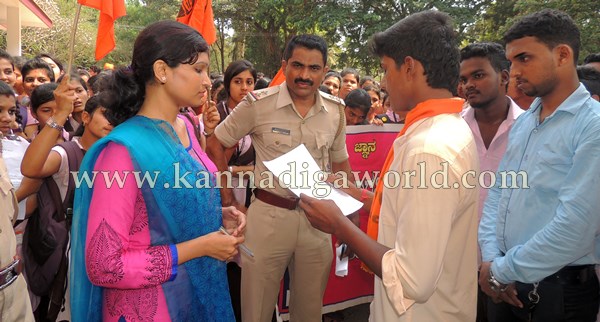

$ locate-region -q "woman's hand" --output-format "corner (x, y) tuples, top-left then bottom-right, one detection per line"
(199, 231), (244, 262)
(53, 74), (77, 120)
(203, 101), (220, 134)
(222, 206), (246, 237)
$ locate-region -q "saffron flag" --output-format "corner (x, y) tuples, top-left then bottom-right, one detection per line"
(177, 0), (217, 45)
(77, 0), (126, 61)
(269, 67), (285, 87)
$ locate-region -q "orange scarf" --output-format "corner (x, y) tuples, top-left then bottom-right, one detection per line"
(362, 98), (464, 271)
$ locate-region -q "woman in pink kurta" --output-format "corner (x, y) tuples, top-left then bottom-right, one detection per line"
(70, 21), (245, 322)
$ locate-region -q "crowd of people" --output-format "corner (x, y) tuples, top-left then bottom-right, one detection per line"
(1, 6), (600, 322)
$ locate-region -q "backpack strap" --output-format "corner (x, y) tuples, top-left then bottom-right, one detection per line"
(57, 141), (85, 225)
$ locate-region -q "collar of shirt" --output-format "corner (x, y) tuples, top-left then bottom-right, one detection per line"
(527, 83), (591, 117)
(276, 82), (329, 117)
(461, 96), (524, 124)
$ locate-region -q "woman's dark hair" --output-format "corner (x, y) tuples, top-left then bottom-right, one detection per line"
(30, 82), (59, 113)
(0, 80), (15, 96)
(88, 71), (112, 95)
(78, 68), (91, 79)
(254, 77), (270, 90)
(0, 81), (21, 126)
(21, 58), (55, 82)
(341, 68), (360, 84)
(345, 88), (371, 115)
(13, 56), (27, 71)
(57, 73), (88, 91)
(323, 71), (341, 84)
(35, 53), (64, 73)
(223, 60), (257, 99)
(102, 20), (209, 125)
(363, 84), (381, 100)
(0, 49), (14, 69)
(72, 95), (103, 137)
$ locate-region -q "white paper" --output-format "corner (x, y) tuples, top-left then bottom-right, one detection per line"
(263, 144), (363, 216)
(335, 245), (349, 277)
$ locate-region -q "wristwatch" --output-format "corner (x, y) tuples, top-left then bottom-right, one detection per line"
(46, 117), (64, 131)
(488, 269), (508, 292)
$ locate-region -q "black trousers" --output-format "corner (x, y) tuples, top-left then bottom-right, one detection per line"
(487, 268), (599, 322)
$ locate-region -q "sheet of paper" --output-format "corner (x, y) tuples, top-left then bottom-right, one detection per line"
(263, 144), (363, 216)
(335, 245), (349, 277)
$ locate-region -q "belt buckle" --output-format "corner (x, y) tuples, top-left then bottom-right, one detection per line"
(0, 259), (19, 291)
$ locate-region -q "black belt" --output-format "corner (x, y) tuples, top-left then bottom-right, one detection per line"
(254, 189), (299, 210)
(0, 259), (20, 291)
(541, 265), (596, 286)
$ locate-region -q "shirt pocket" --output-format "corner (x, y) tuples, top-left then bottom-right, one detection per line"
(309, 132), (334, 172)
(262, 132), (293, 152)
(531, 150), (572, 190)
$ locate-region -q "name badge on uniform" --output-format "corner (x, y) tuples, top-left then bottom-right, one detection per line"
(271, 127), (290, 135)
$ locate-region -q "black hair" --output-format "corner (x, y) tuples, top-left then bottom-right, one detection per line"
(223, 60), (257, 98)
(101, 20), (209, 125)
(88, 71), (112, 95)
(21, 58), (55, 82)
(318, 85), (331, 95)
(0, 80), (15, 96)
(577, 66), (600, 97)
(0, 82), (22, 127)
(89, 65), (101, 74)
(254, 77), (270, 90)
(30, 82), (58, 113)
(370, 10), (459, 93)
(78, 68), (91, 79)
(283, 34), (328, 66)
(35, 53), (64, 72)
(323, 71), (341, 84)
(363, 84), (381, 100)
(57, 73), (88, 91)
(360, 76), (374, 87)
(12, 56), (27, 71)
(503, 9), (580, 65)
(212, 77), (224, 91)
(460, 42), (510, 72)
(345, 88), (372, 115)
(584, 53), (600, 65)
(341, 68), (360, 84)
(72, 95), (104, 137)
(0, 49), (14, 69)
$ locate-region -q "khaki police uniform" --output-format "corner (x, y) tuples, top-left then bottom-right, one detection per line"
(0, 144), (34, 322)
(215, 82), (348, 322)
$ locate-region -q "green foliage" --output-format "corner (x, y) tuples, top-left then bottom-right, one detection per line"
(2, 0), (598, 75)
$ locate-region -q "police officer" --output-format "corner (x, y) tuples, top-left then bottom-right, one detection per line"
(207, 34), (353, 322)
(0, 139), (34, 321)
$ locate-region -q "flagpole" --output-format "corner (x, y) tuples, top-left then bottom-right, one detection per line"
(66, 4), (83, 75)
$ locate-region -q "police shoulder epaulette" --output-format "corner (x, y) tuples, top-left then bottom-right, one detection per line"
(320, 91), (344, 105)
(247, 86), (280, 103)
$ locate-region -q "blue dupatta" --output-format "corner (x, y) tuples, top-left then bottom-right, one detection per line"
(70, 116), (234, 321)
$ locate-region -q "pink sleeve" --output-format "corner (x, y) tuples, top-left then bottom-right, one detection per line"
(85, 142), (177, 289)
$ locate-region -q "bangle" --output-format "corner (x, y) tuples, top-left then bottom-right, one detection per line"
(202, 129), (213, 137)
(46, 117), (64, 131)
(360, 189), (369, 202)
